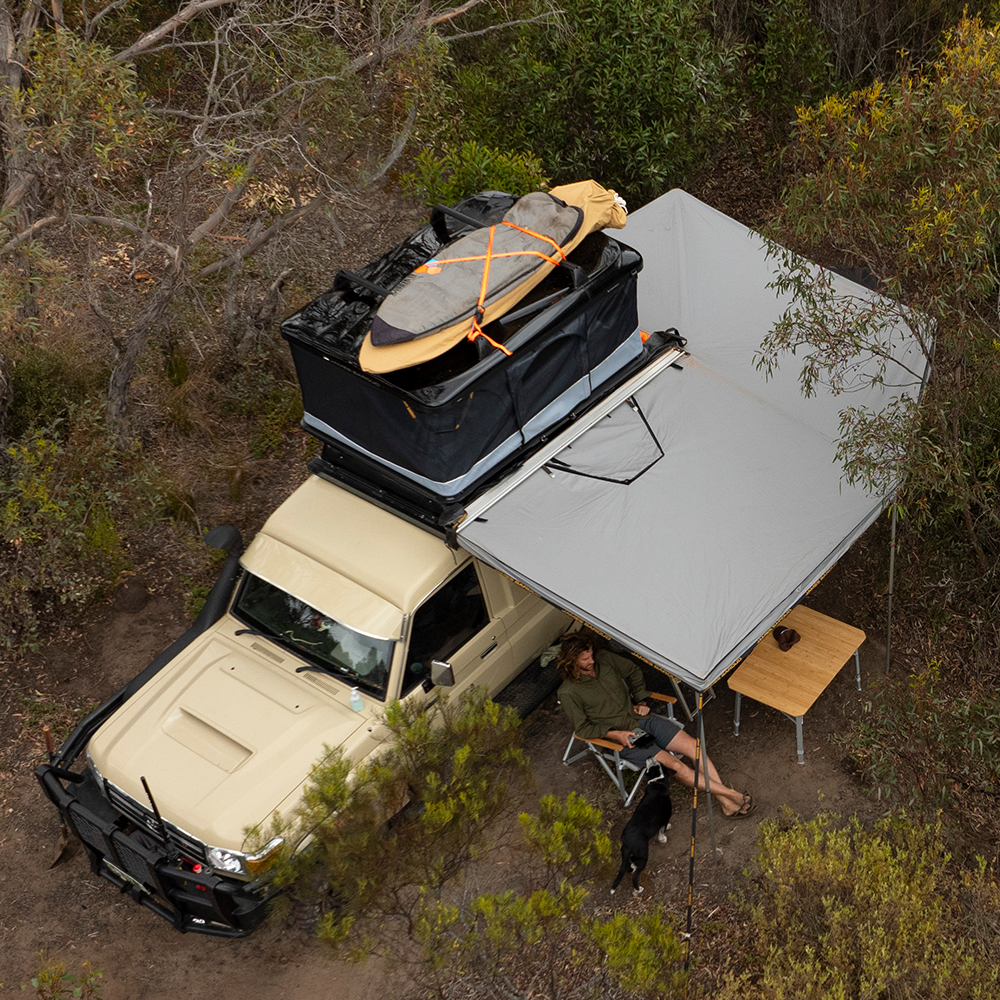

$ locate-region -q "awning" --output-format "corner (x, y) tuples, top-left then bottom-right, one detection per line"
(456, 190), (925, 691)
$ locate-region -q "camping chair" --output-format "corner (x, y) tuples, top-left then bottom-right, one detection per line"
(562, 692), (677, 806)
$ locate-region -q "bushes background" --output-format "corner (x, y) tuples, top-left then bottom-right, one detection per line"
(0, 402), (167, 650)
(719, 811), (1000, 999)
(446, 0), (746, 203)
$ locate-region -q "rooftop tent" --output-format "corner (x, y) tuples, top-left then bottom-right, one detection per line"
(455, 190), (927, 692)
(281, 183), (646, 501)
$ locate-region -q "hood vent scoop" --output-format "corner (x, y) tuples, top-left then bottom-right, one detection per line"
(163, 707), (253, 771)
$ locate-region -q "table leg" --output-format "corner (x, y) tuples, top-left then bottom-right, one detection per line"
(795, 716), (804, 765)
(733, 693), (741, 737)
(854, 649), (861, 691)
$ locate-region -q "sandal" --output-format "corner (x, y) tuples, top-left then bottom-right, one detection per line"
(728, 793), (756, 818)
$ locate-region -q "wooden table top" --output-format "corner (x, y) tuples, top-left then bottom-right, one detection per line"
(726, 605), (866, 717)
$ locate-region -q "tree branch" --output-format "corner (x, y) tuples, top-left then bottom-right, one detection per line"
(440, 13), (558, 42)
(359, 99), (418, 187)
(83, 0), (130, 40)
(197, 193), (324, 277)
(1, 1), (44, 213)
(151, 70), (371, 125)
(64, 213), (178, 261)
(425, 0), (483, 26)
(0, 213), (59, 254)
(186, 153), (259, 245)
(112, 0), (238, 63)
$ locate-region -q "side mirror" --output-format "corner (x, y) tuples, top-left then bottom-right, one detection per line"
(430, 660), (455, 687)
(203, 525), (243, 557)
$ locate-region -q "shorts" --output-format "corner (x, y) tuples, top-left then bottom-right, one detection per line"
(617, 712), (684, 767)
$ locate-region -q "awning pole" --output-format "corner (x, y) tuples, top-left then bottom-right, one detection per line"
(683, 693), (704, 974)
(697, 704), (717, 856)
(886, 499), (898, 673)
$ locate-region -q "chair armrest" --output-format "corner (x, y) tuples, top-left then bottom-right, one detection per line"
(647, 692), (677, 705)
(576, 735), (626, 752)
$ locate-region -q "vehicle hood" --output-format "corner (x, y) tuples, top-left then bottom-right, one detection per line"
(87, 627), (386, 852)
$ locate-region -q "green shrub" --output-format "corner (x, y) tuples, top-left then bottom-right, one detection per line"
(253, 688), (532, 931)
(810, 0), (990, 82)
(842, 663), (1000, 844)
(416, 881), (688, 999)
(0, 401), (169, 650)
(254, 694), (689, 997)
(14, 32), (159, 181)
(249, 382), (303, 459)
(181, 577), (212, 621)
(5, 344), (98, 440)
(22, 956), (103, 998)
(449, 0), (745, 203)
(759, 15), (1000, 583)
(217, 354), (302, 459)
(414, 790), (686, 999)
(518, 790), (613, 882)
(748, 0), (835, 124)
(162, 339), (189, 388)
(400, 141), (549, 205)
(718, 811), (1000, 999)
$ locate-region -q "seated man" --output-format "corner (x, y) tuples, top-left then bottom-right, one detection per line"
(557, 633), (754, 817)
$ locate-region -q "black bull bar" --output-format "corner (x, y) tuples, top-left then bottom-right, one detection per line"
(37, 762), (270, 937)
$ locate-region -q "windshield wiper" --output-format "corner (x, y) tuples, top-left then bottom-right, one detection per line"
(234, 628), (356, 682)
(293, 662), (335, 675)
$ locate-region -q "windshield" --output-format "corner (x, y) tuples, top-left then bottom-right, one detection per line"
(232, 574), (395, 698)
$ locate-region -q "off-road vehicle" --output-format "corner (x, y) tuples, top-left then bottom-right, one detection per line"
(37, 182), (673, 935)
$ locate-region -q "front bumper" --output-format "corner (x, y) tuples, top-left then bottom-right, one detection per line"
(37, 764), (270, 937)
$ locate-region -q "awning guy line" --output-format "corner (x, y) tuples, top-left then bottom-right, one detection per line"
(460, 347), (685, 522)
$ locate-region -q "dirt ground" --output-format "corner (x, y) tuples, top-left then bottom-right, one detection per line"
(0, 553), (886, 998)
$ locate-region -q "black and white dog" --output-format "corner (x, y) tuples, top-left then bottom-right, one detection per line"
(610, 761), (673, 895)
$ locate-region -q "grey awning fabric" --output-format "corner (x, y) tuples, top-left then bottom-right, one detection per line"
(456, 190), (924, 691)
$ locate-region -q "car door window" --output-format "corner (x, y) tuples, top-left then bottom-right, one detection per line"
(402, 564), (489, 696)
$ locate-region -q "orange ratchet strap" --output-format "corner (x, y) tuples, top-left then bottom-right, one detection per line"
(413, 219), (570, 357)
(468, 224), (512, 355)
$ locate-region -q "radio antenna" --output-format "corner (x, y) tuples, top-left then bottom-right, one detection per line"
(140, 775), (171, 846)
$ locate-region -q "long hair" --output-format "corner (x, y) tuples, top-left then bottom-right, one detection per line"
(555, 632), (595, 682)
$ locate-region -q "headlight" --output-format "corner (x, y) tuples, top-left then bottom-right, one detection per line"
(207, 837), (284, 877)
(85, 748), (103, 786)
(207, 846), (246, 874)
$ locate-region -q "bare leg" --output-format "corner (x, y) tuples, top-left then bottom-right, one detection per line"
(653, 730), (748, 816)
(665, 730), (727, 788)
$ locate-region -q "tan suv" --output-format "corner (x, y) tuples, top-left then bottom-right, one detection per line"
(37, 474), (569, 936)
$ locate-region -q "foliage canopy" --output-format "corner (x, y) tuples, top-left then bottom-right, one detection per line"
(448, 0), (745, 202)
(759, 14), (1000, 574)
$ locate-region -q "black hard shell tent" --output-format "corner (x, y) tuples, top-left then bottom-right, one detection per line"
(281, 191), (649, 507)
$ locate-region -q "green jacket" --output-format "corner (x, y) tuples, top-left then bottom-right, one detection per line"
(558, 650), (649, 740)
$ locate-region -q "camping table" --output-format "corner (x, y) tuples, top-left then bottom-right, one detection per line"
(727, 605), (865, 764)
